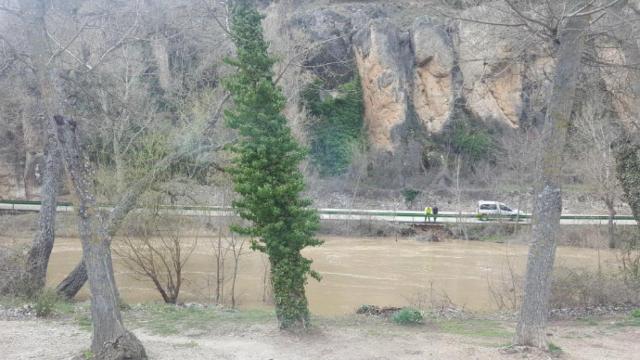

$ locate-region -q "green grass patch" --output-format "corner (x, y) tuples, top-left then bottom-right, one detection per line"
(434, 318), (512, 339)
(51, 298), (76, 316)
(76, 314), (92, 332)
(548, 342), (563, 355)
(127, 303), (274, 335)
(1, 291), (76, 318)
(607, 310), (640, 328)
(134, 304), (218, 335)
(82, 349), (94, 359)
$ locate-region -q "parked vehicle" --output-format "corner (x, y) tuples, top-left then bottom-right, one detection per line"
(476, 201), (523, 220)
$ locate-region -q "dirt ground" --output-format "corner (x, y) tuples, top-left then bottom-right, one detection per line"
(2, 316), (639, 360)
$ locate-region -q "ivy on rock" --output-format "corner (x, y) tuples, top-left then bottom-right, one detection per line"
(302, 77), (364, 176)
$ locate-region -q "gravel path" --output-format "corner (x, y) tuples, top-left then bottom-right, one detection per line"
(1, 318), (639, 360)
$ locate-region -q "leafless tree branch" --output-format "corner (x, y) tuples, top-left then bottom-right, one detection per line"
(505, 0), (555, 32)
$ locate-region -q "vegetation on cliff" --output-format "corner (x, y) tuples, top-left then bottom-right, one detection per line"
(303, 76), (364, 176)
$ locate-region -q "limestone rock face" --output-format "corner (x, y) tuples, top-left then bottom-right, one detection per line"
(457, 6), (523, 128)
(292, 9), (355, 87)
(353, 19), (412, 152)
(411, 17), (454, 133)
(284, 3), (540, 154)
(521, 55), (555, 126)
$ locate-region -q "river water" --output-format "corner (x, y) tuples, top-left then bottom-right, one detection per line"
(45, 236), (617, 315)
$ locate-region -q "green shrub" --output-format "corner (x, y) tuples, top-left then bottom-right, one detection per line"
(34, 289), (61, 318)
(451, 122), (492, 160)
(392, 307), (424, 325)
(401, 189), (421, 207)
(303, 77), (364, 176)
(631, 309), (640, 318)
(439, 111), (495, 163)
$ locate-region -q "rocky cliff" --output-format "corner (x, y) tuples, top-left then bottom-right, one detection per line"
(275, 0), (546, 156)
(0, 0), (633, 199)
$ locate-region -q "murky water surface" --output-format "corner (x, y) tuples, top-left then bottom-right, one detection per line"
(45, 236), (616, 315)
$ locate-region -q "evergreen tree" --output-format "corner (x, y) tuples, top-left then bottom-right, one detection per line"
(223, 3), (322, 329)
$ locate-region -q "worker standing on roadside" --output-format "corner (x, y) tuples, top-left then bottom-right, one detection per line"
(433, 206), (438, 223)
(424, 206), (433, 223)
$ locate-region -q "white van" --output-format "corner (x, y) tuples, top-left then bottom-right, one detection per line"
(477, 201), (522, 218)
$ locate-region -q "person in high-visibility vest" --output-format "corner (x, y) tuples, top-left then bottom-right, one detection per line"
(424, 206), (433, 223)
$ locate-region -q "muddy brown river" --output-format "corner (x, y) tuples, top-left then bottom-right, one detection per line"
(44, 236), (617, 315)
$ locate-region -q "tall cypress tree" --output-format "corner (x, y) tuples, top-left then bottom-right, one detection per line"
(223, 3), (322, 329)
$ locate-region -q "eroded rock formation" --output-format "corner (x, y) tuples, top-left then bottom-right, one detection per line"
(457, 6), (523, 128)
(354, 19), (411, 152)
(278, 2), (540, 155)
(411, 17), (454, 133)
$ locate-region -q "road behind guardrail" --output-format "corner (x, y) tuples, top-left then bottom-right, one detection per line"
(0, 200), (636, 226)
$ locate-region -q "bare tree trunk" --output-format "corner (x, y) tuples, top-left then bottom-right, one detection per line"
(605, 197), (616, 249)
(230, 233), (245, 309)
(215, 230), (223, 304)
(24, 129), (61, 295)
(454, 155), (468, 240)
(212, 225), (230, 305)
(113, 127), (125, 194)
(231, 255), (239, 309)
(150, 276), (173, 304)
(54, 115), (146, 359)
(1, 119), (62, 298)
(16, 0), (66, 297)
(514, 192), (524, 233)
(515, 10), (589, 348)
(56, 261), (88, 299)
(261, 256), (271, 303)
(345, 167), (363, 232)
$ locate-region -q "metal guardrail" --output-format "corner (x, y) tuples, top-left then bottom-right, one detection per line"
(0, 199), (636, 222)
